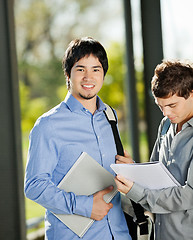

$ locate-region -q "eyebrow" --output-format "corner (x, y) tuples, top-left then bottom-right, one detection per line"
(74, 64), (102, 69)
(157, 102), (178, 107)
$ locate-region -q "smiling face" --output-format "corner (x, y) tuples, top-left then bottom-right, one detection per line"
(67, 54), (104, 105)
(155, 92), (193, 128)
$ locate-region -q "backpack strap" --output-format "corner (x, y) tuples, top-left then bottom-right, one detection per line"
(104, 104), (124, 156)
(161, 118), (171, 136)
(104, 104), (149, 236)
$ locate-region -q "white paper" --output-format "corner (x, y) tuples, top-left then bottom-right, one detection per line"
(111, 161), (180, 189)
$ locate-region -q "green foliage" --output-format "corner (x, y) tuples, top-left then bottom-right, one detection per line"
(135, 69), (145, 119)
(25, 198), (45, 220)
(20, 81), (49, 132)
(99, 42), (126, 109)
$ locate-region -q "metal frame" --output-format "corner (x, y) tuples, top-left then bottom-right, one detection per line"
(0, 0), (26, 239)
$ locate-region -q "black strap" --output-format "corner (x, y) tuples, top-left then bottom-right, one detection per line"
(104, 105), (148, 236)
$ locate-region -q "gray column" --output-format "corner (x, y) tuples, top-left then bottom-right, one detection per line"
(123, 0), (140, 162)
(0, 0), (26, 239)
(140, 0), (163, 154)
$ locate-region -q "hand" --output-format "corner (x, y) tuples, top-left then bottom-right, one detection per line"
(115, 150), (134, 164)
(114, 175), (134, 194)
(91, 186), (114, 221)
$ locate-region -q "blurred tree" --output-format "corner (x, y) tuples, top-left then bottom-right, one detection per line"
(15, 0), (128, 133)
(99, 42), (126, 122)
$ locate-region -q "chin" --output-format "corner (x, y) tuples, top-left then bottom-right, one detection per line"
(79, 93), (96, 100)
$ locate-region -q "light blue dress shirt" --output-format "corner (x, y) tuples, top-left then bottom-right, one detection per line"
(25, 92), (131, 240)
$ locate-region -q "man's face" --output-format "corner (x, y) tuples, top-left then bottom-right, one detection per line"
(155, 92), (193, 125)
(67, 54), (104, 103)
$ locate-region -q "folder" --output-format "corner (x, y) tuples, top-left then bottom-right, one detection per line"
(53, 152), (118, 238)
(111, 161), (180, 190)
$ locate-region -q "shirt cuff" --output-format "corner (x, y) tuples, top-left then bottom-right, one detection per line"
(126, 182), (145, 202)
(74, 195), (93, 218)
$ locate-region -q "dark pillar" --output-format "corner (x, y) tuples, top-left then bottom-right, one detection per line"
(0, 0), (26, 239)
(123, 0), (140, 162)
(140, 0), (163, 155)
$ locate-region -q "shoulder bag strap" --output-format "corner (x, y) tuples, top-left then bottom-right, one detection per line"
(161, 118), (171, 136)
(104, 104), (149, 236)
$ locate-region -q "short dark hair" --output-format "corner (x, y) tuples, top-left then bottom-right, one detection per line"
(151, 60), (193, 99)
(62, 37), (108, 79)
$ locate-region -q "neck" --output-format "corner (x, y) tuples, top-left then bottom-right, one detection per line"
(176, 124), (181, 133)
(81, 97), (98, 115)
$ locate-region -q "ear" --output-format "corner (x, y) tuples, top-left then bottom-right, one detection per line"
(65, 75), (71, 90)
(189, 90), (193, 100)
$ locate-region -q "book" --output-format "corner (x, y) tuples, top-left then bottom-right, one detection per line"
(110, 161), (180, 189)
(54, 152), (118, 238)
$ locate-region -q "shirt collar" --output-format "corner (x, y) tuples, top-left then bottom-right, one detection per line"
(96, 96), (106, 112)
(187, 117), (193, 127)
(64, 92), (106, 113)
(174, 116), (193, 132)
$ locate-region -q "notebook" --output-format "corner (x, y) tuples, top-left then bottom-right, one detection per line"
(111, 161), (180, 190)
(53, 152), (118, 238)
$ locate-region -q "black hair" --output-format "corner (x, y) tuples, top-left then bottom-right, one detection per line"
(62, 37), (108, 79)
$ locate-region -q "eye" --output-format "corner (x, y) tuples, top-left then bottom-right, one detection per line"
(170, 104), (176, 108)
(93, 68), (101, 72)
(77, 68), (84, 72)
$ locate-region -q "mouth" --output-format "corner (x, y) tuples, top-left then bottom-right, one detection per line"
(168, 117), (176, 121)
(82, 84), (95, 90)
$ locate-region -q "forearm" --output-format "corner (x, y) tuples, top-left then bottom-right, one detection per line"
(24, 175), (93, 218)
(127, 182), (193, 214)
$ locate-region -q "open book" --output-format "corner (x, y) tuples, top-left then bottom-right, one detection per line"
(53, 152), (118, 238)
(111, 161), (180, 189)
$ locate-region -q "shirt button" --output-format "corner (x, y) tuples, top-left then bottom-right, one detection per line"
(167, 161), (171, 166)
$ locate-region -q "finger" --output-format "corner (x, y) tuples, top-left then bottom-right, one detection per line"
(107, 202), (113, 209)
(115, 154), (126, 162)
(114, 178), (123, 188)
(114, 177), (131, 194)
(116, 175), (134, 190)
(116, 174), (128, 184)
(114, 178), (128, 193)
(116, 158), (133, 164)
(115, 154), (133, 164)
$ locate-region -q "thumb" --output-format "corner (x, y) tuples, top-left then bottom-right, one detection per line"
(124, 149), (131, 158)
(107, 202), (113, 209)
(116, 175), (128, 185)
(100, 185), (114, 196)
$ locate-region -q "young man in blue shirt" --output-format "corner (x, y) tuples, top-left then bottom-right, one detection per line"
(24, 37), (131, 240)
(115, 60), (193, 240)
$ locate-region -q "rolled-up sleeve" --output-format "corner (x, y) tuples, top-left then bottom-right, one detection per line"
(24, 118), (93, 218)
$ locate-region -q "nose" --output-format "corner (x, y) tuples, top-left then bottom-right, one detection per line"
(162, 107), (171, 117)
(83, 70), (92, 81)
